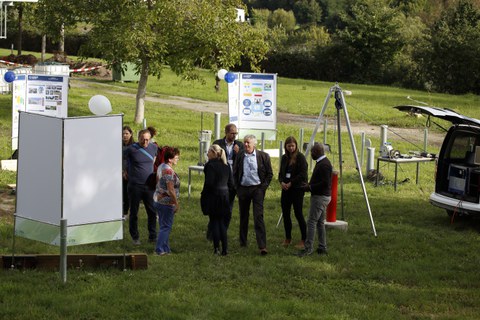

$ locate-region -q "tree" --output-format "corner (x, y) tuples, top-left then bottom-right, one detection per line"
(79, 0), (268, 124)
(24, 0), (79, 59)
(268, 9), (296, 31)
(424, 0), (480, 94)
(293, 0), (322, 25)
(334, 0), (405, 83)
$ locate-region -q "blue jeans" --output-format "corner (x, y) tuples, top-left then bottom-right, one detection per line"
(305, 195), (331, 252)
(155, 203), (175, 254)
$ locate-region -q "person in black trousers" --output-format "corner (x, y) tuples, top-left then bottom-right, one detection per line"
(201, 144), (234, 255)
(279, 136), (308, 249)
(233, 134), (273, 255)
(212, 123), (244, 228)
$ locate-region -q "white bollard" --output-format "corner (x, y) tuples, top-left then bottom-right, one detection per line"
(214, 112), (221, 140)
(366, 147), (375, 174)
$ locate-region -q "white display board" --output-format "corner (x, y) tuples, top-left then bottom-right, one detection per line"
(228, 72), (277, 140)
(11, 74), (69, 150)
(15, 112), (123, 246)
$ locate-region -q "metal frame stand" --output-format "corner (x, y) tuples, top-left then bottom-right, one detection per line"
(305, 84), (377, 237)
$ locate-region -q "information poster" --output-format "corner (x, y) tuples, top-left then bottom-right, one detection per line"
(228, 72), (277, 140)
(11, 74), (69, 149)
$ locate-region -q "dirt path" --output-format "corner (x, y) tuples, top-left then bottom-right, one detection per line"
(71, 78), (445, 149)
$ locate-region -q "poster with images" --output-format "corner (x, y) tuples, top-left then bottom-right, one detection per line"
(239, 73), (276, 124)
(11, 74), (69, 149)
(228, 72), (277, 140)
(25, 75), (68, 117)
(11, 75), (27, 150)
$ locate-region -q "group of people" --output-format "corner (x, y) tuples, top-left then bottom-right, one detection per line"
(123, 126), (181, 256)
(123, 123), (333, 257)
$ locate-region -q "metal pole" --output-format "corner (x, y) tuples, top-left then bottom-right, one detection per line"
(337, 87), (377, 236)
(360, 132), (365, 169)
(336, 106), (345, 220)
(261, 132), (265, 151)
(279, 140), (283, 168)
(323, 119), (327, 145)
(214, 112), (221, 140)
(423, 128), (428, 152)
(299, 128), (304, 153)
(60, 218), (67, 284)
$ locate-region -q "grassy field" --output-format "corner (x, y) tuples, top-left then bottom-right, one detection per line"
(0, 68), (479, 319)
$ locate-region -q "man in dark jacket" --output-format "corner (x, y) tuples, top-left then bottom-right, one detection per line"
(212, 123), (244, 228)
(233, 134), (273, 255)
(298, 142), (332, 256)
(124, 129), (158, 245)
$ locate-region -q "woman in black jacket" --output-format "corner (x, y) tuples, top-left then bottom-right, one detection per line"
(279, 136), (308, 249)
(201, 144), (234, 255)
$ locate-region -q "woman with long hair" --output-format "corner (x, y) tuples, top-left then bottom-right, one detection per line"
(278, 136), (308, 249)
(201, 144), (233, 255)
(122, 126), (134, 218)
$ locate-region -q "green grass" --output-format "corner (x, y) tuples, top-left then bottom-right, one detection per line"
(0, 73), (480, 319)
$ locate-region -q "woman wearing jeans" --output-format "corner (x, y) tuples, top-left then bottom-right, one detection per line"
(153, 147), (180, 255)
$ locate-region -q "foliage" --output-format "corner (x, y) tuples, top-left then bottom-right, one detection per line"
(268, 8), (297, 31)
(423, 0), (480, 94)
(251, 8), (271, 27)
(22, 0), (79, 44)
(293, 0), (323, 25)
(335, 0), (406, 83)
(76, 0), (268, 124)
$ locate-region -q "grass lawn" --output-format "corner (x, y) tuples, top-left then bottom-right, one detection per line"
(0, 72), (479, 319)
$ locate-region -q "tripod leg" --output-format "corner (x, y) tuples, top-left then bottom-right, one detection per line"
(305, 86), (334, 156)
(337, 88), (377, 236)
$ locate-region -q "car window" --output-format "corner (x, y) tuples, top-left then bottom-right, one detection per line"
(445, 132), (478, 160)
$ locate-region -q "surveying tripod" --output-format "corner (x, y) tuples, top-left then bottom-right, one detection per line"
(305, 84), (377, 237)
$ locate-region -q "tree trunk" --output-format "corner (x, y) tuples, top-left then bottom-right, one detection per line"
(41, 34), (46, 62)
(134, 60), (149, 124)
(59, 23), (65, 54)
(16, 4), (23, 55)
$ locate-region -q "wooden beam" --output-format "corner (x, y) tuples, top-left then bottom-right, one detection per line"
(1, 254), (148, 270)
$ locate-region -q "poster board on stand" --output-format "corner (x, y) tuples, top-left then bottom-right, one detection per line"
(228, 72), (277, 140)
(11, 74), (69, 150)
(14, 112), (123, 246)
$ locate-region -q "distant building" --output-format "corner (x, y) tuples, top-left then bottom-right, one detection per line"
(235, 8), (245, 22)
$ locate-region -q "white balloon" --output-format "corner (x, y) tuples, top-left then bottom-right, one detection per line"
(217, 69), (228, 80)
(88, 95), (112, 116)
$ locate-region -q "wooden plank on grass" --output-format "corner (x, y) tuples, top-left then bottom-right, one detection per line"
(1, 254), (148, 270)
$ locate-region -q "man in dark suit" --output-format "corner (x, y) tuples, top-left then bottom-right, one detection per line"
(233, 134), (273, 255)
(212, 123), (244, 228)
(298, 143), (332, 257)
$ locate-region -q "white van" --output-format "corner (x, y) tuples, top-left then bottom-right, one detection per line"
(395, 105), (480, 216)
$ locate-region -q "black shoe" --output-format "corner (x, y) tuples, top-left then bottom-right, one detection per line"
(317, 248), (328, 255)
(214, 248), (221, 255)
(221, 250), (228, 256)
(297, 249), (313, 257)
(260, 248), (268, 256)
